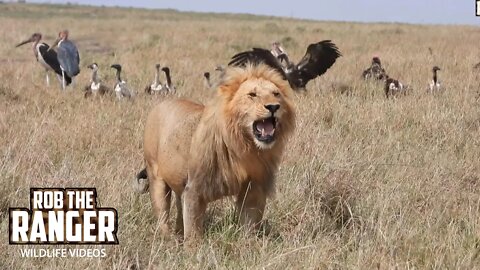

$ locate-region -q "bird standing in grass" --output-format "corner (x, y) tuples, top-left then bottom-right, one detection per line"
(428, 66), (441, 92)
(111, 64), (134, 99)
(49, 30), (80, 90)
(161, 67), (176, 94)
(362, 56), (387, 81)
(384, 75), (405, 98)
(15, 32), (70, 88)
(145, 64), (165, 94)
(84, 63), (110, 97)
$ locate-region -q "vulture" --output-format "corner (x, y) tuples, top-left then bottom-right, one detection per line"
(84, 63), (110, 97)
(362, 56), (387, 81)
(161, 67), (176, 94)
(270, 41), (290, 66)
(228, 40), (341, 91)
(145, 64), (165, 94)
(384, 75), (406, 98)
(111, 64), (134, 99)
(428, 66), (441, 92)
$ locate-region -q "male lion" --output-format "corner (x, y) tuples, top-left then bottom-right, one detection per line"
(136, 64), (295, 241)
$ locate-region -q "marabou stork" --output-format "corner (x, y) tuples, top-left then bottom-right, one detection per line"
(428, 66), (441, 92)
(144, 64), (165, 94)
(15, 32), (71, 87)
(362, 56), (387, 81)
(111, 64), (134, 99)
(228, 40), (341, 91)
(84, 63), (110, 97)
(161, 67), (176, 94)
(49, 30), (80, 90)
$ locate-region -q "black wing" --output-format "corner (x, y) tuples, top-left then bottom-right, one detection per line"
(228, 48), (287, 79)
(38, 43), (72, 85)
(39, 43), (61, 74)
(288, 40), (341, 88)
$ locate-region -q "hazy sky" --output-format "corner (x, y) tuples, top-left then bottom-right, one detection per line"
(29, 0), (480, 26)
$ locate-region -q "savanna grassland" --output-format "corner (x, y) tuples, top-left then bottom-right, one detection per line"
(1, 3), (480, 269)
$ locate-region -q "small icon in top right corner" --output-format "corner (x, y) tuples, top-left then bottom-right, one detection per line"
(477, 0), (480, 16)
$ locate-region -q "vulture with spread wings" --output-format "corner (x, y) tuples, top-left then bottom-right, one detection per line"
(228, 40), (341, 90)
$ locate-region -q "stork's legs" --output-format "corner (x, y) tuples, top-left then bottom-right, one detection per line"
(61, 71), (66, 91)
(56, 74), (63, 89)
(45, 71), (50, 87)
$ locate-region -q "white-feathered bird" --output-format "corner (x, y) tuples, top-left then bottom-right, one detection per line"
(385, 75), (406, 98)
(84, 63), (110, 97)
(161, 67), (176, 94)
(111, 64), (134, 99)
(428, 66), (441, 92)
(145, 64), (165, 94)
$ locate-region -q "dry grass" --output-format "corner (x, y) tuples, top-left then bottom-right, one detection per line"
(1, 3), (480, 269)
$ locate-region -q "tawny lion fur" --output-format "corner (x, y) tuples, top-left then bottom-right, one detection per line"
(139, 64), (295, 241)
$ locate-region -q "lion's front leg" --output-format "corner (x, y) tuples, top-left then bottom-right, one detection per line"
(236, 181), (266, 229)
(182, 184), (207, 242)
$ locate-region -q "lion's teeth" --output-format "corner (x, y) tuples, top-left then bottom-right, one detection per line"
(261, 128), (275, 137)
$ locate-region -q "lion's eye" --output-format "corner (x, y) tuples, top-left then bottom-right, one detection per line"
(248, 92), (257, 97)
(273, 91), (280, 97)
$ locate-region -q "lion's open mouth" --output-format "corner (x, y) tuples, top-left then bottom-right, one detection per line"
(253, 117), (277, 144)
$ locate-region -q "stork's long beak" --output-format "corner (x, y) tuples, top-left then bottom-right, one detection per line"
(15, 37), (34, 48)
(47, 37), (61, 51)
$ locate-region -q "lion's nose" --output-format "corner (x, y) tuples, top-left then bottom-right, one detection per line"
(265, 104), (280, 113)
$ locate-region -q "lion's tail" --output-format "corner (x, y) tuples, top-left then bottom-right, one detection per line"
(133, 168), (149, 194)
